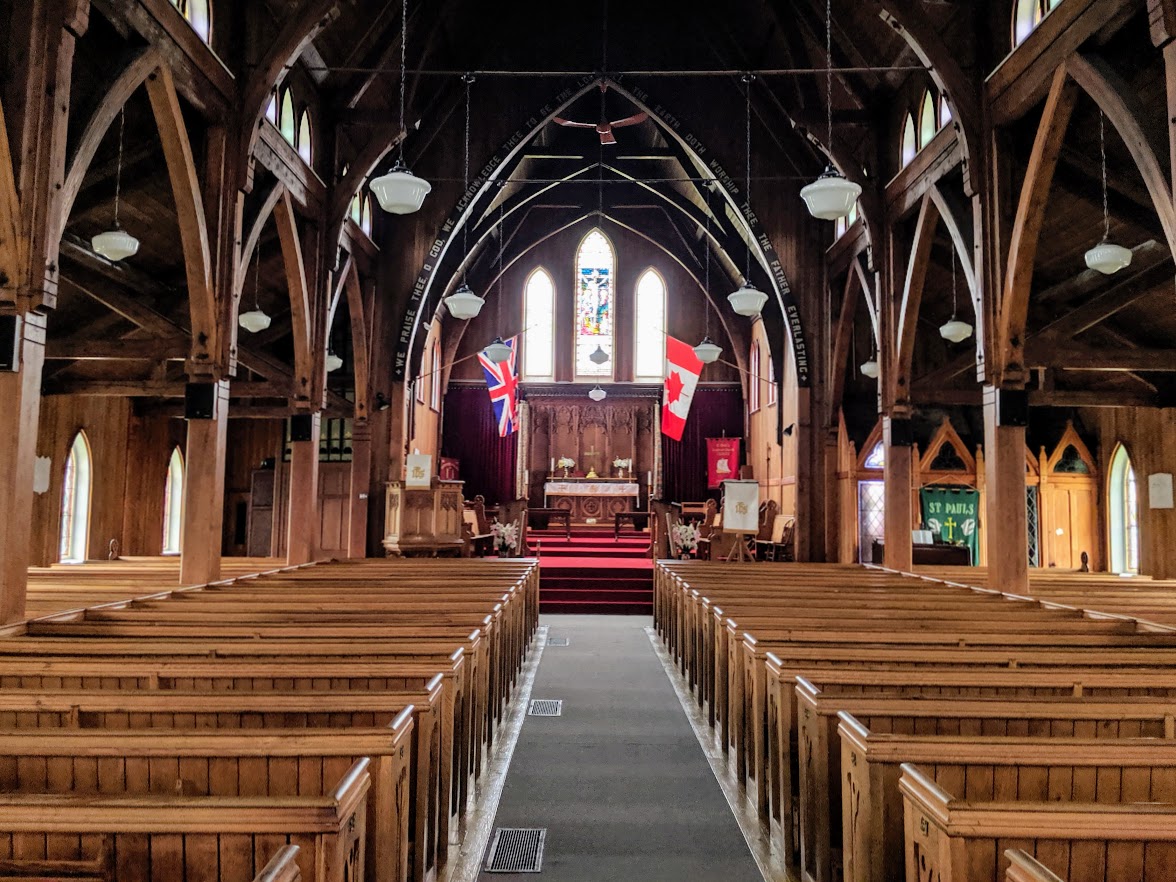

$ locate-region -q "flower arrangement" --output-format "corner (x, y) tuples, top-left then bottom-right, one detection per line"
(490, 519), (520, 556)
(557, 456), (575, 477)
(612, 457), (632, 470)
(671, 522), (700, 556)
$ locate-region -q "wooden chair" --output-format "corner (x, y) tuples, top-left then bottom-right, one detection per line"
(461, 498), (493, 557)
(652, 500), (682, 559)
(497, 498), (529, 556)
(755, 513), (793, 562)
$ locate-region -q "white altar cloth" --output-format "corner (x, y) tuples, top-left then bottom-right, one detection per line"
(544, 481), (640, 502)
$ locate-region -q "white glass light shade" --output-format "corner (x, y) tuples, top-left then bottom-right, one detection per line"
(370, 163), (432, 215)
(938, 318), (974, 344)
(91, 229), (140, 262)
(859, 359), (880, 379)
(588, 385), (607, 402)
(800, 166), (863, 221)
(728, 283), (769, 317)
(589, 345), (609, 365)
(693, 337), (723, 364)
(238, 308), (271, 333)
(325, 351), (344, 373)
(1084, 240), (1132, 275)
(445, 283), (484, 320)
(483, 338), (513, 364)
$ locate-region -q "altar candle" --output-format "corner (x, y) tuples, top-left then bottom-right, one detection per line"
(550, 458), (555, 473)
(647, 470), (652, 486)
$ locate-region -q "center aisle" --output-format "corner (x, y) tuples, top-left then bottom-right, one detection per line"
(475, 615), (764, 882)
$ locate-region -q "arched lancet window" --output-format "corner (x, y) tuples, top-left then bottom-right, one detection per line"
(900, 114), (917, 168)
(835, 201), (860, 239)
(574, 229), (614, 379)
(749, 343), (761, 413)
(767, 354), (777, 406)
(266, 91), (278, 124)
(1109, 444), (1140, 574)
(169, 0), (211, 43)
(430, 337), (442, 411)
(858, 440), (886, 563)
(1013, 0), (1063, 47)
(360, 195), (373, 235)
(58, 432), (92, 564)
(918, 91), (937, 149)
(297, 111), (313, 164)
(634, 269), (667, 381)
(522, 268), (555, 379)
(279, 91), (296, 145)
(162, 447), (184, 555)
(350, 192), (362, 223)
(939, 95), (952, 127)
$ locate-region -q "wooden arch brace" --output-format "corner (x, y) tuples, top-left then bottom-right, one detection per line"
(828, 262), (863, 421)
(895, 192), (941, 406)
(144, 65), (217, 376)
(273, 190), (314, 402)
(998, 66), (1078, 387)
(0, 92), (23, 299)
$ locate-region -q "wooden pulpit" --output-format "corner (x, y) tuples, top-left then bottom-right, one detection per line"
(382, 479), (465, 557)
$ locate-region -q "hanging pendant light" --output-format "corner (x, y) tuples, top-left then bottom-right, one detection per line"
(1085, 110), (1132, 275)
(588, 385), (607, 401)
(325, 351), (344, 372)
(859, 357), (880, 379)
(694, 337), (723, 364)
(589, 344), (609, 365)
(443, 75), (485, 320)
(801, 0), (862, 222)
(372, 0), (431, 215)
(938, 243), (973, 343)
(239, 239), (271, 333)
(483, 337), (513, 364)
(92, 108), (139, 262)
(729, 74), (769, 318)
(695, 194), (724, 364)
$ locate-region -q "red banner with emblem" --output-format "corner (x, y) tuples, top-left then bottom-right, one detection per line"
(706, 437), (741, 489)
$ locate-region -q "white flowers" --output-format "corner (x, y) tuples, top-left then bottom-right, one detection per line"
(671, 522), (701, 552)
(612, 457), (632, 469)
(490, 519), (520, 555)
(557, 457), (575, 470)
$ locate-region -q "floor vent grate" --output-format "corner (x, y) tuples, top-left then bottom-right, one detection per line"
(546, 636), (569, 647)
(527, 699), (562, 717)
(484, 827), (546, 873)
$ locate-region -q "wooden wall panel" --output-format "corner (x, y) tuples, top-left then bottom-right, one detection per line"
(748, 319), (800, 517)
(408, 319), (443, 463)
(121, 414), (188, 556)
(223, 420), (282, 556)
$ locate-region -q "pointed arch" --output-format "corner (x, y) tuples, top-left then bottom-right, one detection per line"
(59, 432), (93, 564)
(918, 90), (937, 148)
(522, 267), (555, 379)
(574, 228), (615, 379)
(273, 190), (313, 402)
(144, 64), (216, 373)
(162, 447), (184, 554)
(900, 114), (917, 167)
(829, 264), (863, 419)
(339, 258), (371, 421)
(360, 195), (372, 235)
(297, 110), (313, 164)
(1108, 443), (1139, 574)
(236, 182), (286, 308)
(634, 267), (667, 380)
(266, 91), (278, 124)
(0, 92), (21, 297)
(920, 419), (976, 475)
(895, 192), (941, 404)
(279, 90), (296, 143)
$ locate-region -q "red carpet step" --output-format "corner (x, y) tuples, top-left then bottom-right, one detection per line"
(534, 527), (653, 615)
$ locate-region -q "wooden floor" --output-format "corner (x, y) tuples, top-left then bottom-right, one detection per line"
(23, 556), (293, 618)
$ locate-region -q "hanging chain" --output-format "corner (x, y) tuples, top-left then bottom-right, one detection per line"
(114, 108), (125, 228)
(398, 0), (408, 160)
(462, 73), (472, 283)
(744, 73), (753, 282)
(253, 236), (262, 310)
(704, 190), (711, 337)
(826, 0), (833, 157)
(950, 240), (958, 318)
(1099, 109), (1110, 242)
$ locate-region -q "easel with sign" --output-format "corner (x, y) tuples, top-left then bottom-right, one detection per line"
(721, 479), (760, 563)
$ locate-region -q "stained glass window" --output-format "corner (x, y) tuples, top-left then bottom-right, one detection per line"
(170, 0), (211, 43)
(162, 448), (184, 554)
(279, 91), (295, 144)
(864, 441), (885, 469)
(1013, 0), (1063, 47)
(900, 114), (917, 167)
(918, 91), (937, 149)
(858, 480), (885, 563)
(574, 230), (614, 379)
(634, 269), (666, 380)
(297, 111), (313, 164)
(523, 268), (555, 379)
(59, 432), (92, 564)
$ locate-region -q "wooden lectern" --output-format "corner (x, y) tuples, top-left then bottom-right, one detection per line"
(382, 479), (465, 557)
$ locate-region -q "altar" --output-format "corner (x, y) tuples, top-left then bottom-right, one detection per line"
(543, 478), (641, 522)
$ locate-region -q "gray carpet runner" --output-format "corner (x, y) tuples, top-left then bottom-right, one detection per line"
(477, 615), (764, 882)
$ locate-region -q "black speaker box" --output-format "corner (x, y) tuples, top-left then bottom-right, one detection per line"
(290, 414), (314, 442)
(184, 383), (216, 420)
(887, 417), (914, 447)
(996, 389), (1029, 427)
(0, 315), (20, 371)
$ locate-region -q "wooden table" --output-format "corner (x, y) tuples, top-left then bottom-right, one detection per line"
(614, 511), (651, 538)
(529, 508), (571, 539)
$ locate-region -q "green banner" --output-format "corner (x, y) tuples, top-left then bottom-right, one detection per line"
(919, 487), (980, 565)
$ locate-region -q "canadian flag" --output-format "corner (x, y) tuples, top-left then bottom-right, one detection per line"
(662, 335), (704, 441)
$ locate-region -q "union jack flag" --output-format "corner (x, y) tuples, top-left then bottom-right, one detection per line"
(477, 337), (519, 437)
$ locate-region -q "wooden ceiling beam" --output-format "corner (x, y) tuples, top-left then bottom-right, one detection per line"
(1032, 240), (1168, 306)
(1026, 344), (1176, 372)
(44, 339), (189, 360)
(911, 387), (1160, 408)
(44, 379), (292, 398)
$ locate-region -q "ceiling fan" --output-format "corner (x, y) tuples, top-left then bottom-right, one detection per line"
(554, 83), (648, 146)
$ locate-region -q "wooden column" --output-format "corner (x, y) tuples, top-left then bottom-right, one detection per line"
(347, 420), (372, 558)
(0, 314), (47, 622)
(286, 411), (321, 565)
(794, 387), (818, 561)
(180, 380), (229, 586)
(822, 428), (842, 563)
(883, 415), (914, 571)
(983, 386), (1030, 593)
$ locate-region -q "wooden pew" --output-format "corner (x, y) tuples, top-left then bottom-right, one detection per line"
(255, 846), (302, 882)
(0, 758), (370, 882)
(1003, 850), (1064, 882)
(0, 724), (413, 882)
(901, 763), (1176, 882)
(838, 713), (1176, 882)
